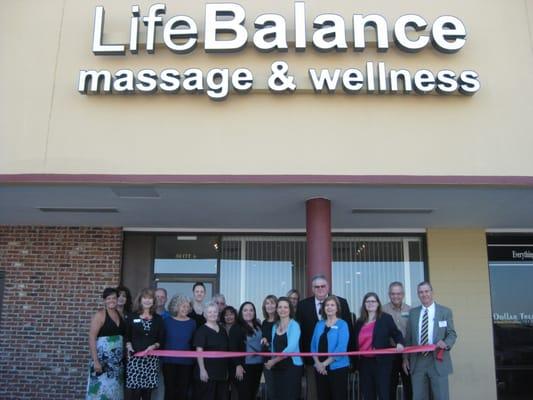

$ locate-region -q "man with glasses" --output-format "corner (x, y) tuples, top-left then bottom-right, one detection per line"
(383, 282), (412, 400)
(295, 274), (354, 400)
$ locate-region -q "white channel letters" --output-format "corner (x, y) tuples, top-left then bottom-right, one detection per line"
(79, 2), (480, 99)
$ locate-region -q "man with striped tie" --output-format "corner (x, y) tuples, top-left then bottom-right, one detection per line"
(402, 282), (457, 400)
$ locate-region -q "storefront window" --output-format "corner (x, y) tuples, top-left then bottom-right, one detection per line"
(219, 236), (306, 310)
(150, 234), (425, 313)
(332, 237), (425, 309)
(488, 235), (533, 400)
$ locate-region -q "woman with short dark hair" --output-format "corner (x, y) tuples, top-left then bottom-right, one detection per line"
(189, 282), (207, 326)
(311, 295), (350, 400)
(87, 287), (125, 400)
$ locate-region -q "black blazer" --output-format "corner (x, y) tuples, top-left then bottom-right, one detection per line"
(228, 323), (247, 368)
(125, 313), (165, 352)
(296, 295), (355, 365)
(354, 312), (403, 366)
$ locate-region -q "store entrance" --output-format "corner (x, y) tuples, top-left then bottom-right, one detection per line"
(488, 236), (533, 400)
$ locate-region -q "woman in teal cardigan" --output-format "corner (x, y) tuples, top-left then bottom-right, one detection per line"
(311, 295), (350, 400)
(264, 297), (303, 400)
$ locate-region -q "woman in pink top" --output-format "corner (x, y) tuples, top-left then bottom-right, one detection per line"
(354, 292), (404, 400)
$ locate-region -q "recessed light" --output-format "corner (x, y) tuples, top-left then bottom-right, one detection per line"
(351, 208), (433, 214)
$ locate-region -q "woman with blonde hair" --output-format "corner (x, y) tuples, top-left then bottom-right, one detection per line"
(193, 301), (229, 400)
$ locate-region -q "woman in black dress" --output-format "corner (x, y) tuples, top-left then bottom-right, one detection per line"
(194, 301), (229, 400)
(125, 288), (165, 400)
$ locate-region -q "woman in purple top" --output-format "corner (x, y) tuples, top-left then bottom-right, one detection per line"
(162, 295), (196, 400)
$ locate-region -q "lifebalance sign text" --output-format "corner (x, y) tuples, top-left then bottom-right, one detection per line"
(78, 2), (480, 100)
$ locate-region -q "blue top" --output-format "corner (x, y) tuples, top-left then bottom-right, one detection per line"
(162, 317), (196, 365)
(245, 328), (264, 364)
(271, 319), (303, 366)
(311, 319), (350, 370)
(159, 310), (170, 320)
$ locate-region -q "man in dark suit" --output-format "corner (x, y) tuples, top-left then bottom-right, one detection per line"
(295, 274), (354, 400)
(403, 281), (457, 400)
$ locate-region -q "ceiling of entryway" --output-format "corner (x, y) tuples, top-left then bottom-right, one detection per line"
(2, 181), (533, 229)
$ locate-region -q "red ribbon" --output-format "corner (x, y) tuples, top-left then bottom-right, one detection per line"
(135, 344), (438, 359)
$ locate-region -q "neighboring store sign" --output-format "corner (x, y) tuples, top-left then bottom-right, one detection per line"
(78, 2), (480, 100)
(493, 312), (533, 324)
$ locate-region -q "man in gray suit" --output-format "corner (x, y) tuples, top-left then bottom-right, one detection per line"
(403, 281), (457, 400)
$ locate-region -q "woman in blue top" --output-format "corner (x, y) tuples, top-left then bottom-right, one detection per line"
(264, 297), (303, 400)
(311, 295), (350, 400)
(162, 295), (196, 400)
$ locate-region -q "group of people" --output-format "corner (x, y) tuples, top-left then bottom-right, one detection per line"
(87, 277), (456, 400)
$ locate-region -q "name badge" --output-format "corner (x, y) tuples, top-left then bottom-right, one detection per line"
(438, 320), (447, 328)
(133, 319), (141, 323)
(401, 312), (409, 318)
(331, 325), (338, 330)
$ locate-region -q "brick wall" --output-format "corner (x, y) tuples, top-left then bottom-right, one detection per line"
(0, 226), (123, 400)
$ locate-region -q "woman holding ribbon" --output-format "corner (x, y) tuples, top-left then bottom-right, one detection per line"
(264, 297), (303, 400)
(310, 295), (350, 400)
(162, 294), (196, 400)
(193, 301), (229, 400)
(354, 292), (404, 400)
(87, 287), (125, 400)
(229, 301), (264, 400)
(125, 288), (165, 400)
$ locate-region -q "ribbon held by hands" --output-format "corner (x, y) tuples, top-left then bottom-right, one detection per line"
(135, 344), (439, 359)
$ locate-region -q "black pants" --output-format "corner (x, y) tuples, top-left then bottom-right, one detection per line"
(236, 363), (263, 400)
(128, 388), (152, 400)
(315, 366), (349, 400)
(390, 355), (412, 400)
(359, 357), (392, 400)
(194, 379), (228, 400)
(270, 365), (303, 400)
(163, 363), (192, 400)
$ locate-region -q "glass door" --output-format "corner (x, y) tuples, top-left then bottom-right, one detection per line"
(153, 235), (220, 305)
(488, 237), (533, 400)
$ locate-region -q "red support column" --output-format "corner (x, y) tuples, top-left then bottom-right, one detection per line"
(306, 198), (332, 295)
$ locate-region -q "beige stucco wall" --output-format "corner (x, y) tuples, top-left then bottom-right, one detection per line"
(427, 229), (496, 400)
(2, 0), (533, 176)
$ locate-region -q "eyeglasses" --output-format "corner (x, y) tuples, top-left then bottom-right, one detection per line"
(365, 300), (378, 304)
(313, 285), (327, 289)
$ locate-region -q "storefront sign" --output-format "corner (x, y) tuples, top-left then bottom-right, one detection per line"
(78, 2), (480, 100)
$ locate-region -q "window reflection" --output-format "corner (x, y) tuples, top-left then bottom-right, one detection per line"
(489, 238), (533, 400)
